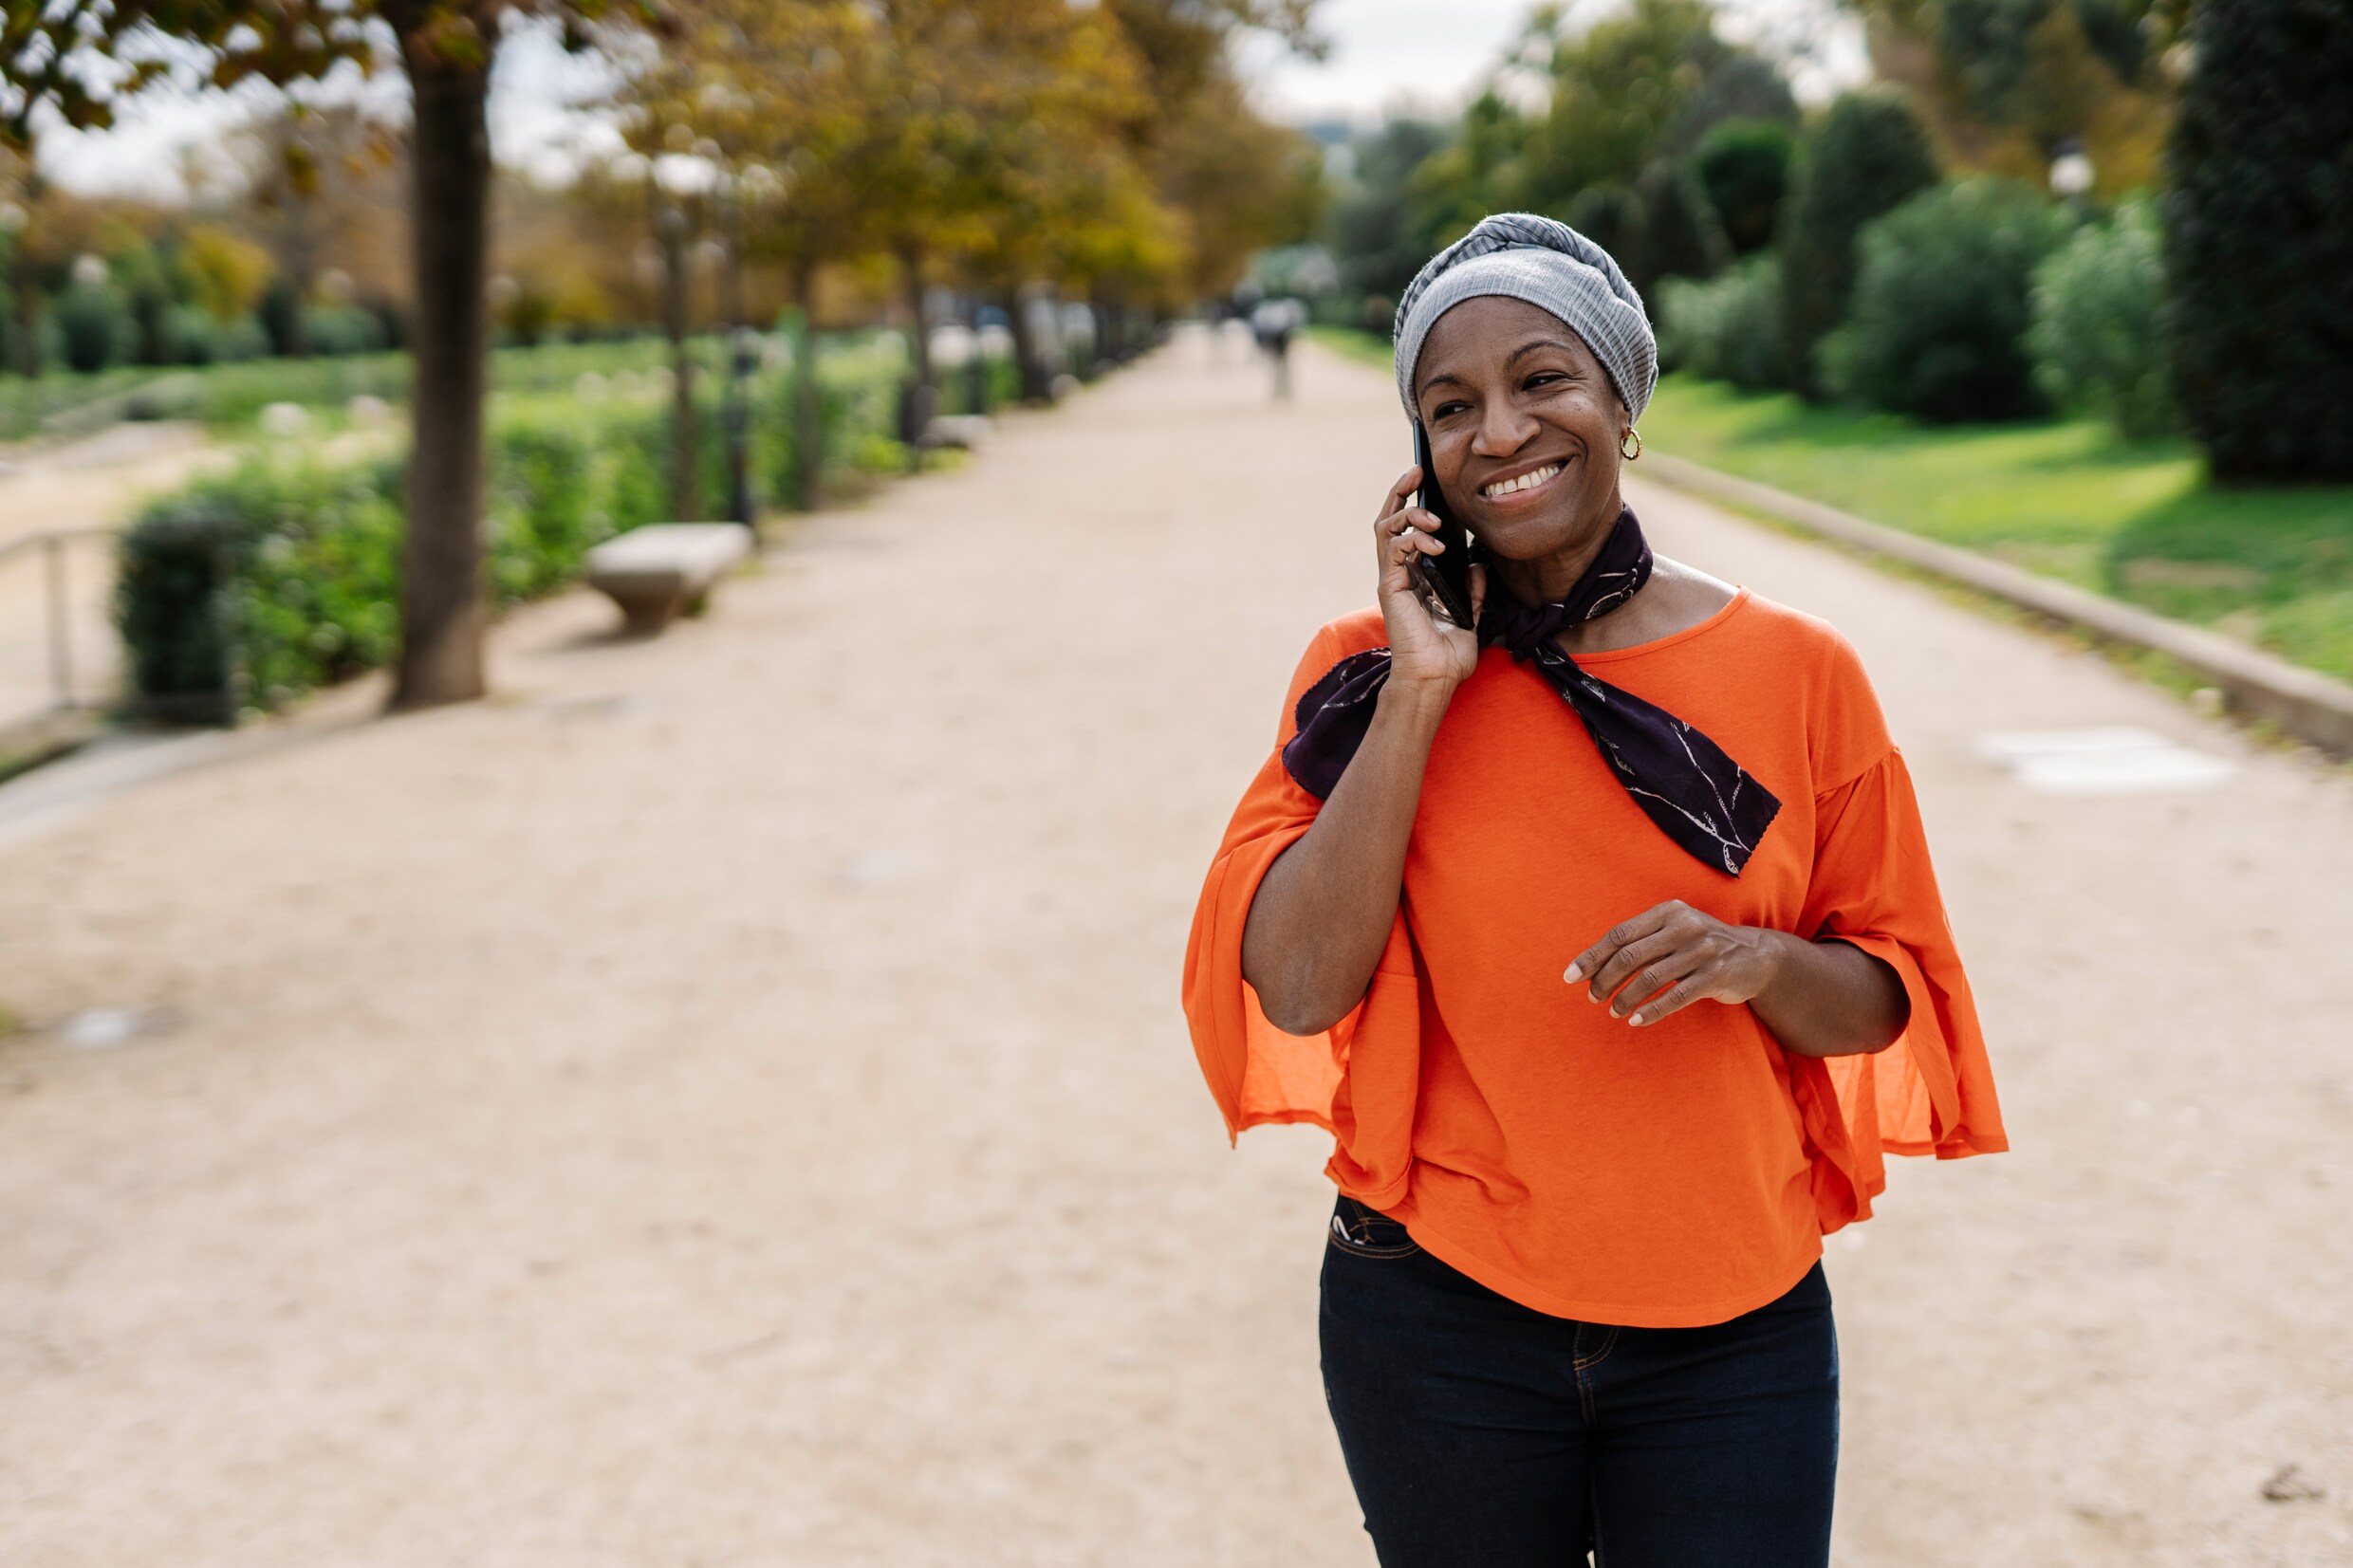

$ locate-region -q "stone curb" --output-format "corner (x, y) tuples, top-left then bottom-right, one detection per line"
(1641, 452), (2353, 758)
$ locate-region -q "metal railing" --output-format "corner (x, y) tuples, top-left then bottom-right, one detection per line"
(0, 525), (120, 712)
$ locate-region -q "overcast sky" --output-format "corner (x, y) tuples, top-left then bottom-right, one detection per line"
(32, 1), (1868, 203)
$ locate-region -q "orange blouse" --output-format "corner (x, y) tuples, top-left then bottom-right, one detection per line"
(1182, 589), (2007, 1328)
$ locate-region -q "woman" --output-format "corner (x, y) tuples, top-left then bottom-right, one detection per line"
(1181, 214), (2006, 1567)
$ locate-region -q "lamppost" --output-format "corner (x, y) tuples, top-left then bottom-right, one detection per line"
(648, 141), (708, 523)
(718, 162), (781, 538)
(2049, 140), (2096, 216)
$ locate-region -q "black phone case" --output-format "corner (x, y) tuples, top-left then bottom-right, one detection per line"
(1411, 425), (1475, 629)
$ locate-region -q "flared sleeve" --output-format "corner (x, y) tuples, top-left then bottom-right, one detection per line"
(1785, 746), (2010, 1232)
(1180, 621), (1422, 1204)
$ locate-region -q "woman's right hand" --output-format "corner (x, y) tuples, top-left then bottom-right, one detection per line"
(1375, 465), (1486, 691)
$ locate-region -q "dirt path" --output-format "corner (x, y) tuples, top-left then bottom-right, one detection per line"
(1, 334), (2348, 1566)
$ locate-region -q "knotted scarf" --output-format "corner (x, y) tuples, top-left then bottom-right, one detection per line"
(1279, 507), (1782, 876)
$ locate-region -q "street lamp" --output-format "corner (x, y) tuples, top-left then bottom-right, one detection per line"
(2049, 143), (2096, 207)
(719, 161), (780, 538)
(649, 147), (705, 523)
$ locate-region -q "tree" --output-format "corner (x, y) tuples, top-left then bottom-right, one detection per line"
(1513, 0), (1734, 212)
(1631, 157), (1731, 296)
(2163, 0), (2353, 478)
(1404, 90), (1535, 252)
(1691, 118), (1794, 255)
(1325, 117), (1449, 315)
(615, 0), (880, 509)
(1818, 175), (2064, 421)
(1103, 0), (1327, 302)
(1851, 0), (2174, 192)
(240, 103), (401, 359)
(1776, 90), (1940, 399)
(4, 1), (653, 711)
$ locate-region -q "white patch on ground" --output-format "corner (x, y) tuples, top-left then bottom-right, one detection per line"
(1976, 727), (2237, 795)
(58, 1009), (148, 1049)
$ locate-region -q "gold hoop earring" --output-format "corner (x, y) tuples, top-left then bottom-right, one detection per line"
(1620, 428), (1642, 461)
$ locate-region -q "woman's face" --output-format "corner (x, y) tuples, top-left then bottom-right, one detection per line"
(1412, 295), (1628, 563)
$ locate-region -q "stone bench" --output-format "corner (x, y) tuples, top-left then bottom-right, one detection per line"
(584, 523), (753, 635)
(922, 414), (993, 451)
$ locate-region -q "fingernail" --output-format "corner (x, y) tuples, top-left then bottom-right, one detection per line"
(1628, 1012), (1645, 1026)
(1562, 964), (1582, 983)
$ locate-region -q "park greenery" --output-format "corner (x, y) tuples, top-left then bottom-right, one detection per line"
(3, 0), (1325, 712)
(2, 0), (2349, 719)
(1300, 0), (2349, 684)
(118, 332), (917, 720)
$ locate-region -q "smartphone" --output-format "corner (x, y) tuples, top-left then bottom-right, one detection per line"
(1410, 424), (1475, 629)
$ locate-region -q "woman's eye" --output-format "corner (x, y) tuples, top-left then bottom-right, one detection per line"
(1525, 371), (1566, 391)
(1432, 400), (1471, 420)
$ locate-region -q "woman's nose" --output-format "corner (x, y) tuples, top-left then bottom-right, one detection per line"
(1472, 405), (1537, 456)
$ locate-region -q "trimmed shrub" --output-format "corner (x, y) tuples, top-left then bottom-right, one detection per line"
(2163, 0), (2353, 478)
(257, 276), (304, 358)
(1820, 178), (2066, 423)
(2029, 197), (2173, 439)
(308, 304), (390, 358)
(1563, 184), (1644, 277)
(1632, 159), (1732, 296)
(1776, 91), (1940, 398)
(1658, 255), (1785, 390)
(117, 459), (404, 720)
(53, 284), (133, 373)
(1691, 118), (1794, 255)
(118, 337), (916, 719)
(120, 411), (636, 717)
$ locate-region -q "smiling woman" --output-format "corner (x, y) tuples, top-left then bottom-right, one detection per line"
(1180, 213), (2008, 1568)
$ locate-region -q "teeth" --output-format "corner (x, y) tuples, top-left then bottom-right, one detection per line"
(1483, 463), (1561, 498)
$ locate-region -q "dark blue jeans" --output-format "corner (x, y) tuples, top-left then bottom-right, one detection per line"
(1320, 1196), (1838, 1567)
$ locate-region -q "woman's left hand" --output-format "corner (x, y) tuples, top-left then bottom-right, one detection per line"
(1564, 900), (1787, 1027)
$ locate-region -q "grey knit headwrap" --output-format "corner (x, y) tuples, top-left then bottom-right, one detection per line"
(1393, 212), (1657, 425)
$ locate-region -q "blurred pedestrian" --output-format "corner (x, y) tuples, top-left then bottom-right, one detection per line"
(1251, 296), (1304, 400)
(1183, 213), (2007, 1568)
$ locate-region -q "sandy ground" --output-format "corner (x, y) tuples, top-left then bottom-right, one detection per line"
(0, 422), (229, 728)
(1, 331), (2349, 1566)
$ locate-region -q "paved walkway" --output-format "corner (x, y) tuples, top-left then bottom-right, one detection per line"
(2, 333), (2349, 1566)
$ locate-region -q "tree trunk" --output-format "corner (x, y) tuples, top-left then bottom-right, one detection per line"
(1002, 289), (1046, 402)
(721, 218), (753, 530)
(898, 239), (934, 398)
(390, 30), (493, 711)
(790, 257), (823, 512)
(659, 208), (698, 522)
(10, 274), (36, 378)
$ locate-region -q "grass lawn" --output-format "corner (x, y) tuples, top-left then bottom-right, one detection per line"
(1307, 323), (1396, 372)
(1640, 377), (2353, 684)
(1305, 327), (2353, 685)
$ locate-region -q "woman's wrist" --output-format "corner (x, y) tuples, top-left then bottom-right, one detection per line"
(1743, 927), (1805, 1003)
(1378, 672), (1457, 728)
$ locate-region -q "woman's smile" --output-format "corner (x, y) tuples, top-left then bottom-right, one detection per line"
(1475, 456), (1571, 507)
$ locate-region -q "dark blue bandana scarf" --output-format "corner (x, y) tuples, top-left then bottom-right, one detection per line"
(1280, 506), (1781, 876)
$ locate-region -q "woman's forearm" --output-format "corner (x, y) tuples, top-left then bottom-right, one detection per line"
(1241, 678), (1454, 1035)
(1747, 932), (1910, 1059)
(1567, 903), (1912, 1057)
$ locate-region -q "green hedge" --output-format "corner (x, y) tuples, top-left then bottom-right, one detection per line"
(1658, 255), (1784, 391)
(1820, 178), (2066, 423)
(1775, 91), (1940, 399)
(2163, 0), (2353, 479)
(117, 344), (910, 721)
(2029, 198), (2174, 440)
(119, 412), (645, 720)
